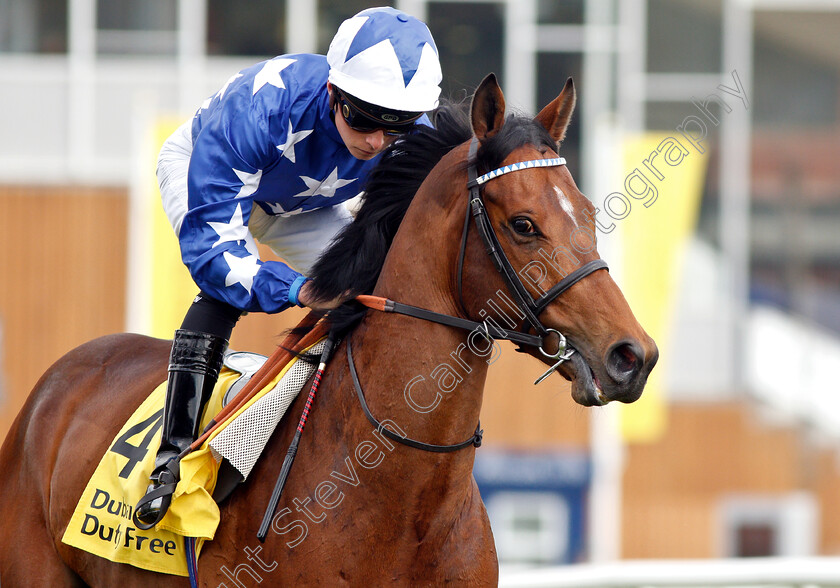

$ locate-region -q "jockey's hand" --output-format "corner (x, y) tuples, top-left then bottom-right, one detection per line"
(298, 280), (351, 311)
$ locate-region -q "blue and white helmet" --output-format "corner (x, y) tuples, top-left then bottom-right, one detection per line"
(327, 7), (442, 113)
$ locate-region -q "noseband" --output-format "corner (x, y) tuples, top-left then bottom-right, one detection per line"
(353, 137), (607, 452)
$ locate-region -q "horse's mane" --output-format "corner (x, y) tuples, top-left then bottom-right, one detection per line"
(306, 100), (557, 337)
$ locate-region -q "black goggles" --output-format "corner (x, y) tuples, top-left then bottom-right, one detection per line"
(335, 89), (423, 136)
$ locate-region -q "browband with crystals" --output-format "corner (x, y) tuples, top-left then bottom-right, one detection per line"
(469, 157), (566, 187)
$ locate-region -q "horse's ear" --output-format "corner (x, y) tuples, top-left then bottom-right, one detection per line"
(535, 77), (576, 144)
(470, 73), (506, 142)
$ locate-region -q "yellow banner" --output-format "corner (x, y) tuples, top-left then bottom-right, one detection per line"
(150, 119), (196, 339)
(619, 133), (706, 443)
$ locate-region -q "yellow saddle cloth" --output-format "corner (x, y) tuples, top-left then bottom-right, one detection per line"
(61, 340), (323, 576)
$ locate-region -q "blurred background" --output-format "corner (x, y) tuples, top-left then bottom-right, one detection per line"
(2, 0), (840, 582)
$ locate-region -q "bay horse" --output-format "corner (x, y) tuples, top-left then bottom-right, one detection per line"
(0, 74), (657, 586)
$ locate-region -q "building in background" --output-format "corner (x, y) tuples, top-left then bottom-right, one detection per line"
(2, 0), (840, 566)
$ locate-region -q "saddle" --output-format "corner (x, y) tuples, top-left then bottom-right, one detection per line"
(211, 342), (326, 503)
(212, 350), (268, 503)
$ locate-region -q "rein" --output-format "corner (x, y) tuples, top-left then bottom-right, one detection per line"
(355, 294), (541, 348)
(349, 137), (608, 453)
(347, 339), (483, 452)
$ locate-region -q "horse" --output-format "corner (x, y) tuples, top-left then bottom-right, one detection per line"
(0, 74), (657, 586)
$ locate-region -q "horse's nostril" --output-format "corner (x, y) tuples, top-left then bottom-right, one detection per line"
(607, 341), (643, 383)
(615, 345), (638, 372)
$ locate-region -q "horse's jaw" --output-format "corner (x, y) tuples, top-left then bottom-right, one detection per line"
(557, 348), (609, 407)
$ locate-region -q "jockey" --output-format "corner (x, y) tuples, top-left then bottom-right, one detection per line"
(134, 6), (442, 527)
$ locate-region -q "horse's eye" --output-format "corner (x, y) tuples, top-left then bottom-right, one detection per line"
(511, 217), (536, 236)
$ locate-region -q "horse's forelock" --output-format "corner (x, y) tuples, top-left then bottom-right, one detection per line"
(475, 115), (557, 174)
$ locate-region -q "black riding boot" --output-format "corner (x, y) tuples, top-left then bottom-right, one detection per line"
(133, 329), (228, 529)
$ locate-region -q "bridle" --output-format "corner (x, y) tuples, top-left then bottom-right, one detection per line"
(459, 138), (608, 378)
(352, 137), (608, 452)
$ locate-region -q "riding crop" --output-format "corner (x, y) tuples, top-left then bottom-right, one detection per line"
(257, 334), (337, 542)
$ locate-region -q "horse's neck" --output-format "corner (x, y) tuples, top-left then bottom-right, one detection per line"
(350, 179), (487, 461)
(349, 310), (490, 448)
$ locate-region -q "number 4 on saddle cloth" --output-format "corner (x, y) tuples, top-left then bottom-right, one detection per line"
(61, 338), (326, 577)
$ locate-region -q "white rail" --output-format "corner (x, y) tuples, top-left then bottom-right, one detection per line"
(499, 558), (840, 588)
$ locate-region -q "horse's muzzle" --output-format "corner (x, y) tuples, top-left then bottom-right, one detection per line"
(604, 338), (659, 404)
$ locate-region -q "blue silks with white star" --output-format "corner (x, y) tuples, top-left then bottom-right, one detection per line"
(179, 54), (391, 313)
